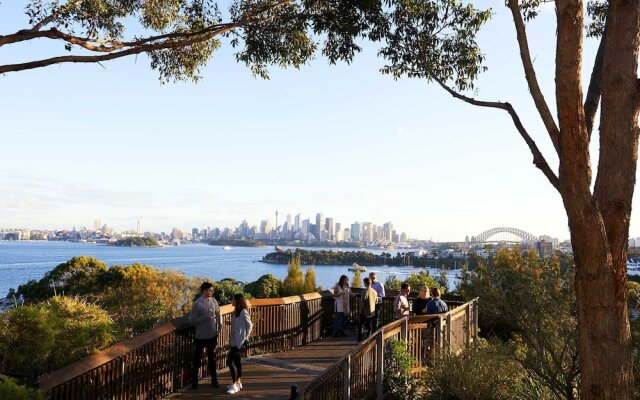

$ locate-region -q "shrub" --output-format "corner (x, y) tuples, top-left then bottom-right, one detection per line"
(0, 297), (114, 375)
(422, 341), (553, 400)
(383, 340), (419, 400)
(0, 375), (46, 400)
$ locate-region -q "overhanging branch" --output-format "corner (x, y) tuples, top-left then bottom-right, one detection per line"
(507, 0), (561, 155)
(428, 71), (560, 192)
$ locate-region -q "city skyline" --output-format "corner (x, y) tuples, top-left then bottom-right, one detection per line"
(2, 2), (639, 242)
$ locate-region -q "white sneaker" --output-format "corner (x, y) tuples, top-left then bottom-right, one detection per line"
(227, 383), (240, 394)
(227, 383), (243, 390)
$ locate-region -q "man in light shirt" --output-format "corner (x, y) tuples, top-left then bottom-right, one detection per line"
(369, 272), (385, 328)
(393, 282), (411, 320)
(189, 282), (223, 389)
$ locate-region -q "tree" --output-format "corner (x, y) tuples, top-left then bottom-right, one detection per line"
(282, 255), (304, 296)
(371, 0), (637, 396)
(0, 1), (384, 81)
(303, 266), (317, 293)
(404, 271), (438, 293)
(245, 274), (282, 298)
(457, 248), (579, 399)
(352, 268), (362, 288)
(16, 256), (108, 300)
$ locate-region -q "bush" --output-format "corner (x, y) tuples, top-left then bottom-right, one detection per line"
(0, 297), (114, 375)
(0, 375), (46, 400)
(383, 340), (419, 400)
(422, 341), (553, 400)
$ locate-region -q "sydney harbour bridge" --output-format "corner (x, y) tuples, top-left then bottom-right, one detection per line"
(470, 226), (538, 243)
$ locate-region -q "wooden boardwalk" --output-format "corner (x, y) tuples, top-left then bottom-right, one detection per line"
(166, 335), (358, 399)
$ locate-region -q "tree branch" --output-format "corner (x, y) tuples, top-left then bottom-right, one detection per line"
(428, 71), (560, 192)
(0, 28), (229, 74)
(507, 0), (561, 155)
(584, 31), (605, 139)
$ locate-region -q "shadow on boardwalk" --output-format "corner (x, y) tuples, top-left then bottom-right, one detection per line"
(167, 334), (358, 399)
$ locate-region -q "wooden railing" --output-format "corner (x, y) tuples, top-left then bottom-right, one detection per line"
(301, 297), (479, 400)
(39, 291), (336, 400)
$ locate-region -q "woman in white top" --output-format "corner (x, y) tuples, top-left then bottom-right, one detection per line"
(226, 293), (253, 395)
(333, 275), (353, 337)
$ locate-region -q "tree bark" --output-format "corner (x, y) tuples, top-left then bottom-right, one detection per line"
(555, 0), (636, 398)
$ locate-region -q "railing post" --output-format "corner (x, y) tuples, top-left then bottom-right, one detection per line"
(465, 304), (471, 347)
(474, 298), (479, 342)
(342, 355), (351, 400)
(446, 313), (453, 353)
(401, 317), (408, 342)
(376, 330), (384, 400)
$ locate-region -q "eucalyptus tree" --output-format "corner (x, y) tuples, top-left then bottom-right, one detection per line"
(371, 0), (636, 398)
(0, 0), (385, 80)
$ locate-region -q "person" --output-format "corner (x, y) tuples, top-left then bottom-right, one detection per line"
(412, 285), (430, 315)
(393, 283), (411, 320)
(369, 272), (385, 328)
(333, 275), (353, 337)
(189, 282), (223, 389)
(226, 293), (254, 395)
(423, 287), (448, 366)
(357, 277), (378, 341)
(424, 287), (448, 314)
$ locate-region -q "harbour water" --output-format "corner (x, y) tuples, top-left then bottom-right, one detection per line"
(0, 241), (460, 298)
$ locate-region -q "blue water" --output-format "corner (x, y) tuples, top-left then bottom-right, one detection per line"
(0, 241), (459, 297)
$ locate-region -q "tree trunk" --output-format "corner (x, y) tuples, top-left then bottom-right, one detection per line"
(555, 0), (637, 398)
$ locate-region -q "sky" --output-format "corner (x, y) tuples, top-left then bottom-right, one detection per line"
(0, 1), (634, 242)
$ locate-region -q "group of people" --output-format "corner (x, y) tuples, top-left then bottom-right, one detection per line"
(333, 272), (448, 341)
(188, 282), (253, 395)
(189, 275), (447, 395)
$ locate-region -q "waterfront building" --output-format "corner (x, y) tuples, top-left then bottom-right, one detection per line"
(171, 227), (182, 240)
(301, 219), (309, 234)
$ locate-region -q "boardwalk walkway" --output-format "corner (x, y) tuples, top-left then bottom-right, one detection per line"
(167, 335), (357, 399)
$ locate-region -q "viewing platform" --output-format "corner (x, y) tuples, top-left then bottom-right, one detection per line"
(38, 291), (478, 399)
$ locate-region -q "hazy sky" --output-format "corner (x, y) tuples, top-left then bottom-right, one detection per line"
(0, 1), (634, 241)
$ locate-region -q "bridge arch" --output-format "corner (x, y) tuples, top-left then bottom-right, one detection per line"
(472, 227), (537, 243)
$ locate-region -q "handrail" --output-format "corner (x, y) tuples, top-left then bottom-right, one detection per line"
(301, 297), (479, 400)
(40, 290), (337, 399)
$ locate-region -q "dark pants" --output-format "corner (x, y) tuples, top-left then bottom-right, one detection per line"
(335, 312), (346, 335)
(227, 346), (242, 383)
(357, 315), (373, 341)
(372, 302), (381, 329)
(192, 335), (218, 384)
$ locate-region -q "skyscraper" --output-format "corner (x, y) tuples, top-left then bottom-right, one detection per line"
(294, 214), (301, 232)
(325, 217), (334, 241)
(315, 213), (324, 240)
(351, 222), (361, 242)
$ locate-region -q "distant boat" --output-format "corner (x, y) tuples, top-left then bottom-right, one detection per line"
(172, 240), (180, 246)
(628, 260), (640, 275)
(348, 262), (367, 272)
(223, 246), (232, 250)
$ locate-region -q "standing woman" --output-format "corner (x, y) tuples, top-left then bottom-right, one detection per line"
(226, 294), (253, 395)
(412, 286), (430, 315)
(333, 275), (352, 337)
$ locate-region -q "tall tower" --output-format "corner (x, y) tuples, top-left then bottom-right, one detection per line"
(275, 210), (279, 238)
